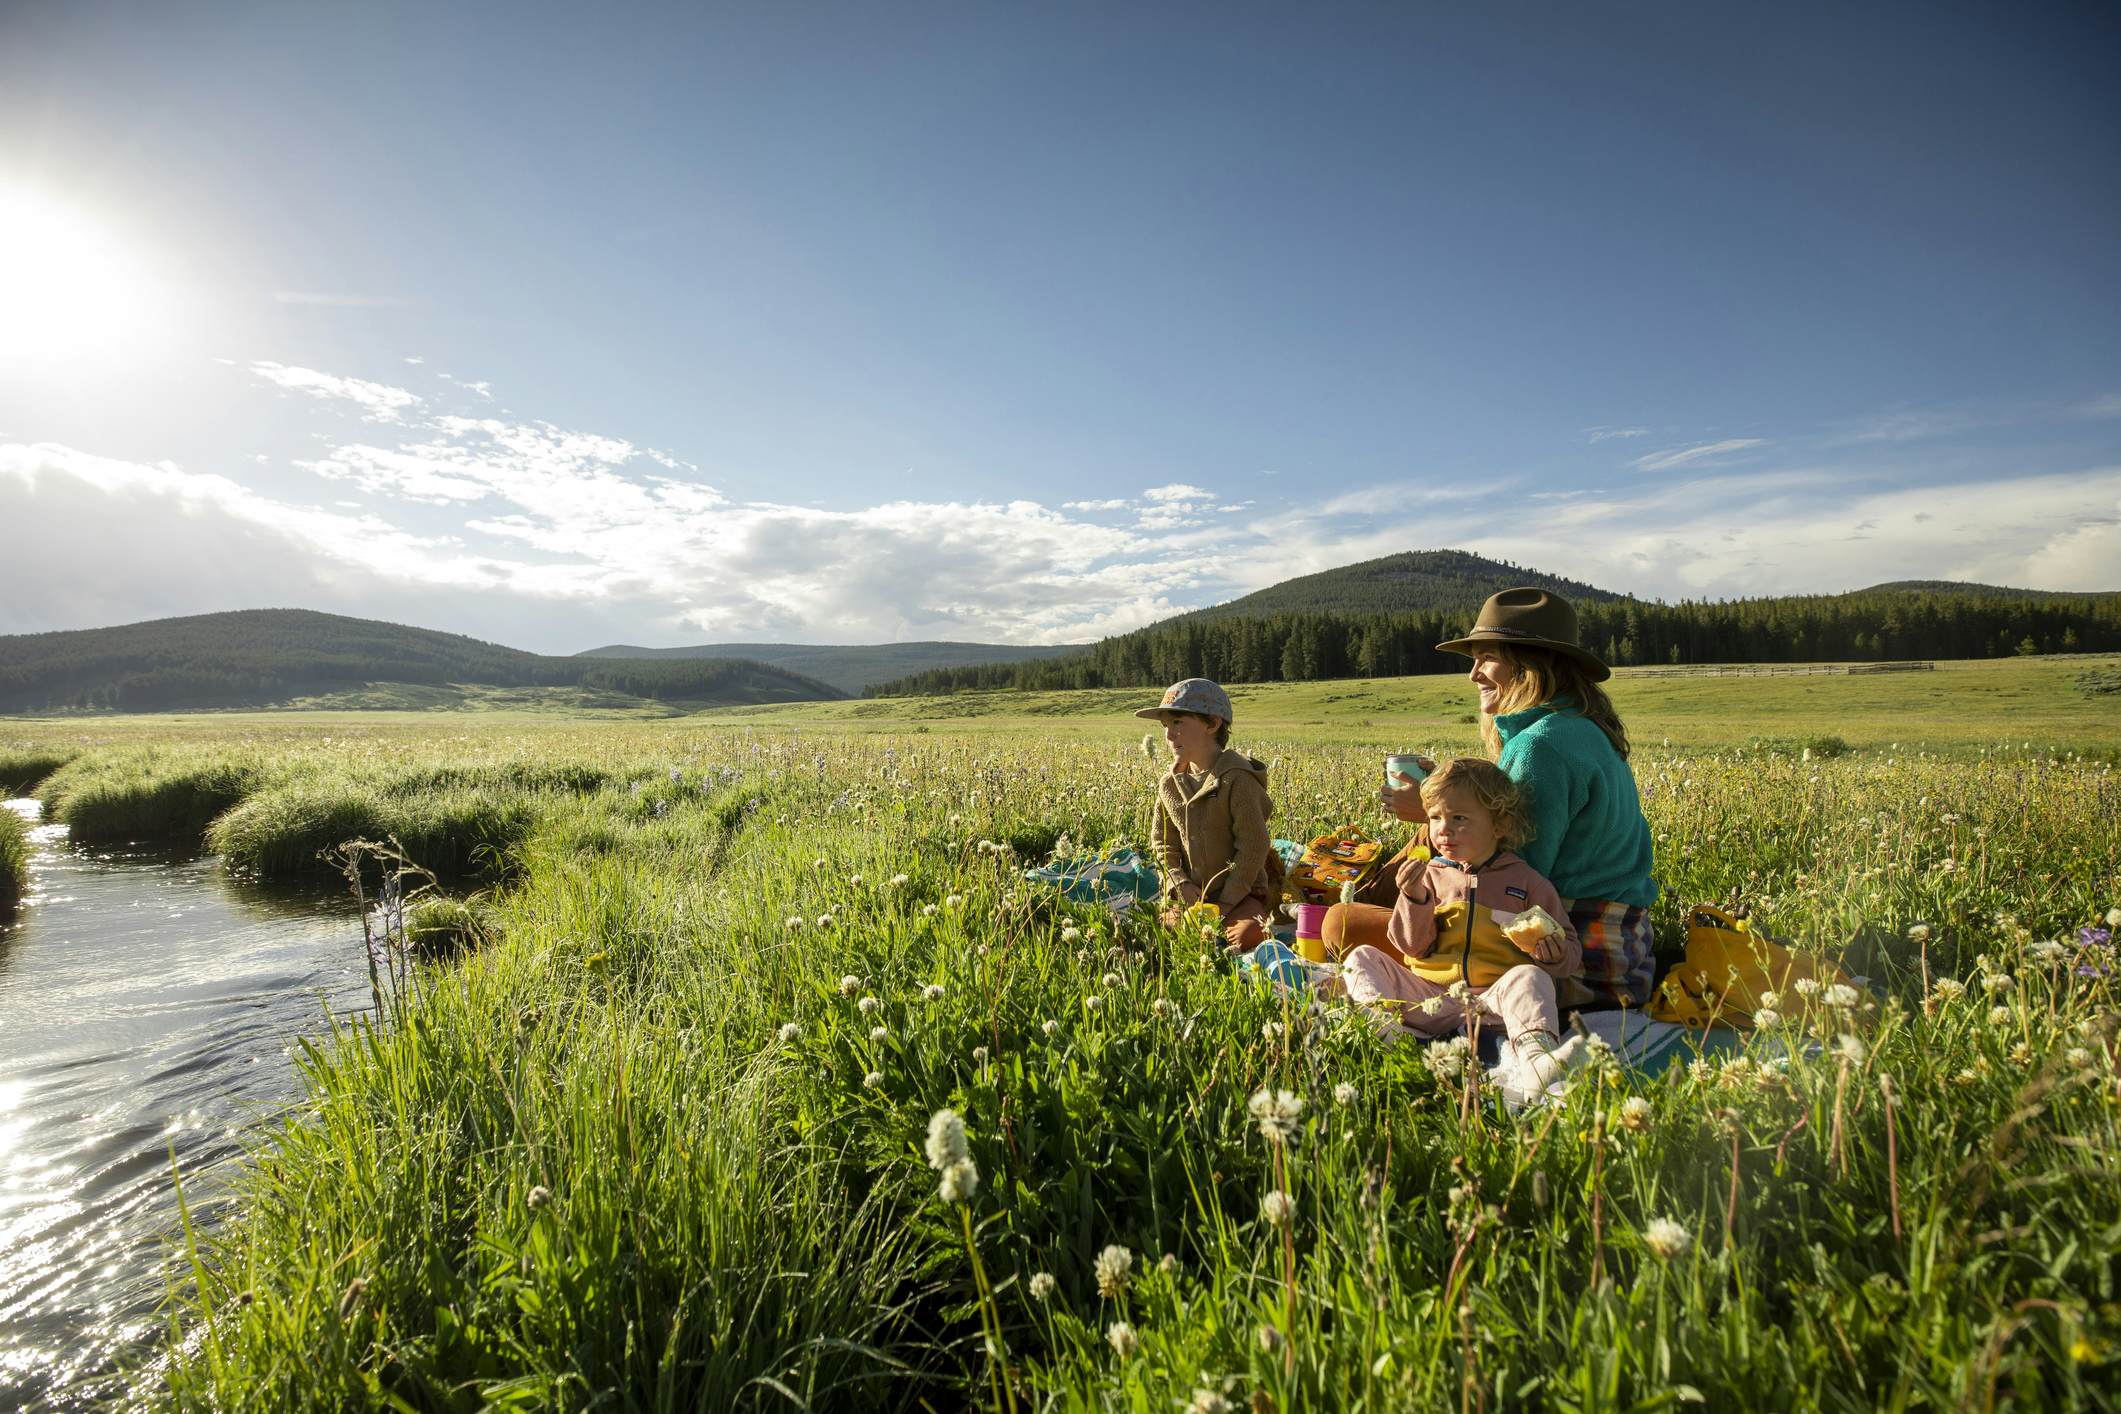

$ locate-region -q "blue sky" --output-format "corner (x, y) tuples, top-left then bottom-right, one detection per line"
(1, 0), (2116, 651)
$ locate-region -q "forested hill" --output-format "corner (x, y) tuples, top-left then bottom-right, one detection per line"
(1172, 550), (1618, 623)
(0, 609), (845, 712)
(573, 639), (1080, 695)
(869, 585), (2121, 696)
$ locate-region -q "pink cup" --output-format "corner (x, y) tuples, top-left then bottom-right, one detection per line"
(1294, 904), (1328, 940)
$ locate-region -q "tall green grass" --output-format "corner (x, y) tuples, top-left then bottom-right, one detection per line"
(0, 806), (27, 914)
(0, 747), (76, 796)
(36, 748), (264, 845)
(126, 729), (2121, 1410)
(207, 780), (535, 882)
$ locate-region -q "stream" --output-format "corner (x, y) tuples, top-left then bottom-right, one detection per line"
(0, 799), (367, 1410)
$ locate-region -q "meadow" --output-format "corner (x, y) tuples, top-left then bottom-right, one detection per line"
(2, 656), (2118, 1410)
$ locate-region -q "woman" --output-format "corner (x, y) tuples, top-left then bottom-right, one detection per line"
(1322, 587), (1659, 1008)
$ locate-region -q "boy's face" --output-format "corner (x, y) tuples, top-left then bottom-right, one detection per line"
(1160, 711), (1221, 765)
(1424, 783), (1500, 864)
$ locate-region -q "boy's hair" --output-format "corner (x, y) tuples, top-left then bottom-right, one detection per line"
(1174, 710), (1231, 749)
(1419, 757), (1535, 850)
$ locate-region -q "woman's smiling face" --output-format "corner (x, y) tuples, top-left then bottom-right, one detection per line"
(1468, 649), (1519, 715)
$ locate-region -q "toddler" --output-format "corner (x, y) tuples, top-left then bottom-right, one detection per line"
(1337, 757), (1582, 1091)
(1136, 677), (1276, 951)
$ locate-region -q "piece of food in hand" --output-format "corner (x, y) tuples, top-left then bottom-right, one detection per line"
(1503, 905), (1563, 950)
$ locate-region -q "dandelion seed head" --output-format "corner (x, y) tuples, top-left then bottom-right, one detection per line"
(1644, 1217), (1692, 1261)
(924, 1108), (969, 1169)
(938, 1157), (980, 1203)
(1094, 1243), (1133, 1298)
(1246, 1087), (1305, 1143)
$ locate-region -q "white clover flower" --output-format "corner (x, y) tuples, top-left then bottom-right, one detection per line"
(1418, 996), (1446, 1016)
(971, 1045), (989, 1065)
(945, 894), (965, 908)
(1906, 923), (1932, 943)
(1794, 977), (1822, 998)
(1757, 990), (1783, 1009)
(858, 995), (881, 1015)
(1425, 1035), (1474, 1082)
(1084, 995), (1103, 1011)
(870, 1025), (890, 1042)
(1041, 1019), (1060, 1038)
(923, 983), (946, 1003)
(1061, 925), (1082, 943)
(2066, 1047), (2092, 1068)
(1823, 984), (1860, 1009)
(924, 1108), (969, 1170)
(1106, 1320), (1138, 1358)
(1028, 1271), (1057, 1300)
(2028, 939), (2069, 967)
(938, 1158), (980, 1204)
(778, 1022), (802, 1044)
(1258, 1323), (1285, 1354)
(1158, 1252), (1179, 1276)
(1929, 978), (1965, 1003)
(863, 1071), (884, 1090)
(1189, 1391), (1234, 1414)
(1259, 1189), (1294, 1227)
(1103, 971), (1121, 988)
(1094, 1243), (1133, 1298)
(786, 916), (806, 930)
(1334, 1082), (1358, 1106)
(921, 903), (939, 918)
(1152, 997), (1174, 1017)
(1988, 1005), (2012, 1025)
(1643, 1217), (1693, 1261)
(2107, 906), (2121, 928)
(1983, 974), (2013, 994)
(1833, 1034), (1866, 1064)
(816, 912), (837, 930)
(848, 874), (863, 887)
(1753, 1007), (1782, 1030)
(1619, 1097), (1652, 1132)
(888, 873), (909, 887)
(1446, 980), (1473, 1003)
(526, 1185), (552, 1212)
(1262, 1021), (1287, 1041)
(839, 975), (862, 997)
(1247, 1088), (1305, 1144)
(1953, 1067), (1979, 1087)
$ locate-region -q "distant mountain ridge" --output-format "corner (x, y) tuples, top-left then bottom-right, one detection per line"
(575, 640), (1081, 695)
(0, 609), (845, 713)
(1856, 580), (2117, 600)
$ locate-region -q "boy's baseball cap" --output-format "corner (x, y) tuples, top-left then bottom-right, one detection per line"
(1133, 678), (1233, 723)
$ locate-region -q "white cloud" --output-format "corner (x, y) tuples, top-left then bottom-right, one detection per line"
(1062, 497), (1133, 512)
(2076, 392), (2121, 420)
(250, 362), (424, 422)
(1142, 483), (1215, 503)
(439, 373), (494, 399)
(1586, 426), (1650, 442)
(1632, 438), (1769, 472)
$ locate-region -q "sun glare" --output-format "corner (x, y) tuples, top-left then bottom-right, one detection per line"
(0, 185), (163, 361)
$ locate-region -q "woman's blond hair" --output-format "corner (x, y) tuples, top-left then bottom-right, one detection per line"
(1420, 757), (1535, 851)
(1474, 645), (1631, 760)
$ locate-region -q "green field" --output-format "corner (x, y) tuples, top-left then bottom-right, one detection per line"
(2, 657), (2119, 1409)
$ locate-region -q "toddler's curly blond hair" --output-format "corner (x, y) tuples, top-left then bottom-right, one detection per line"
(1418, 757), (1535, 850)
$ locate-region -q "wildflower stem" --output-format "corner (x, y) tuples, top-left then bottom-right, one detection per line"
(1880, 1073), (1902, 1246)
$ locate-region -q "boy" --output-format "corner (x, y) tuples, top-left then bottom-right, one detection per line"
(1136, 678), (1276, 951)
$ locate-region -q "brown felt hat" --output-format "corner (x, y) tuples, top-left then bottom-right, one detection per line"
(1434, 588), (1610, 682)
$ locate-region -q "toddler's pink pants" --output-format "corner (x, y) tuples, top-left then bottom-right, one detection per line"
(1334, 945), (1560, 1040)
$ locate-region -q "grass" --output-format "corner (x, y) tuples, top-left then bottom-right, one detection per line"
(0, 806), (26, 915)
(0, 746), (77, 795)
(0, 659), (2116, 1408)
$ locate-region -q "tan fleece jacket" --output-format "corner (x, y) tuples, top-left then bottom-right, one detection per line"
(1151, 748), (1276, 910)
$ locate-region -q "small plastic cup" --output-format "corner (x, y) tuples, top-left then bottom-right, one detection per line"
(1293, 903), (1329, 962)
(1385, 754), (1427, 788)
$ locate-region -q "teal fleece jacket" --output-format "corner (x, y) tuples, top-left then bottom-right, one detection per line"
(1494, 700), (1658, 909)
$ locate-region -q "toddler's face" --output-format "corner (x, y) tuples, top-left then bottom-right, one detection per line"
(1160, 711), (1221, 766)
(1424, 783), (1500, 864)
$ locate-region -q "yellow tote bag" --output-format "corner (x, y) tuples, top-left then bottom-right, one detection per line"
(1648, 903), (1855, 1030)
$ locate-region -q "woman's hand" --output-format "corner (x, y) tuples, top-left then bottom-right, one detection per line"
(1377, 758), (1435, 822)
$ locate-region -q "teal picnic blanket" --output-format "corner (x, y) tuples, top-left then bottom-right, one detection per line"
(1575, 1009), (1742, 1079)
(1025, 847), (1160, 905)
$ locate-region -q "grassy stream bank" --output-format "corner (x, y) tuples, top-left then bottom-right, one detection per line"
(1, 669), (2117, 1409)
